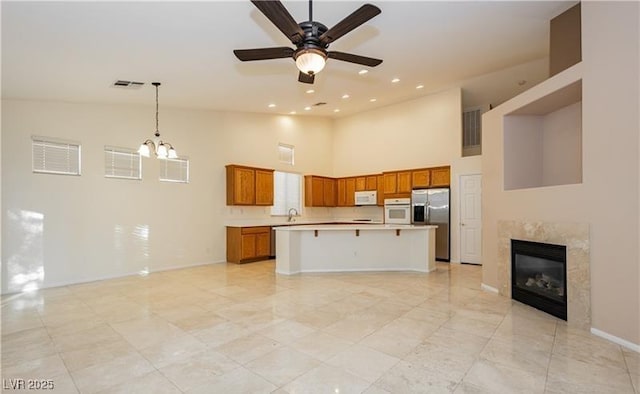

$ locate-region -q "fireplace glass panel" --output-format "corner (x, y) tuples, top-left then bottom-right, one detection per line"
(511, 239), (567, 320)
(513, 254), (565, 303)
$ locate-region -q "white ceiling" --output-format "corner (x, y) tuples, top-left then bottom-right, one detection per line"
(1, 1), (575, 117)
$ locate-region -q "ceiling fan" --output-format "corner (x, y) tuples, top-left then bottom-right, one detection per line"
(233, 0), (383, 84)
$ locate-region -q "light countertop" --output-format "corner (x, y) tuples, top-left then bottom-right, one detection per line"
(274, 224), (437, 231)
(225, 218), (383, 227)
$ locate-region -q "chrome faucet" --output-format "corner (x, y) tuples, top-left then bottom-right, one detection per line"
(287, 208), (298, 222)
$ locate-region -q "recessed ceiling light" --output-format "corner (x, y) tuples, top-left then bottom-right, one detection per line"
(358, 69), (368, 75)
(416, 84), (424, 89)
(334, 109), (340, 113)
(268, 103), (276, 108)
(306, 89), (315, 94)
(289, 111), (297, 115)
(391, 78), (400, 83)
(304, 106), (311, 111)
(342, 94), (350, 99)
(369, 98), (377, 102)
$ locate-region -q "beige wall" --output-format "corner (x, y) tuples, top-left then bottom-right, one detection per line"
(482, 2), (639, 345)
(503, 115), (543, 190)
(542, 102), (582, 186)
(1, 100), (334, 292)
(332, 88), (483, 263)
(503, 102), (582, 190)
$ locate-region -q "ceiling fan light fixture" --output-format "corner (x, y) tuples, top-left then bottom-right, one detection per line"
(295, 48), (327, 75)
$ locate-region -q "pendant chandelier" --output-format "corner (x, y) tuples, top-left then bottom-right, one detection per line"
(138, 82), (177, 159)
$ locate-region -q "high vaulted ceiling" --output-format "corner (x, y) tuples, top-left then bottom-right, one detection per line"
(2, 1), (575, 117)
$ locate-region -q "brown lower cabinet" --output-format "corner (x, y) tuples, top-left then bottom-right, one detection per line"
(227, 226), (271, 263)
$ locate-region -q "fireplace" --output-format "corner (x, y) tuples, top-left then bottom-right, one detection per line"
(511, 239), (567, 320)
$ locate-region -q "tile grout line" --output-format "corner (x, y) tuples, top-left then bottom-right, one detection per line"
(542, 319), (560, 393)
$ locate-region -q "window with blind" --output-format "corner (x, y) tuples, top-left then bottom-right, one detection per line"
(159, 157), (189, 183)
(271, 171), (302, 216)
(32, 136), (81, 175)
(104, 146), (141, 180)
(278, 143), (294, 165)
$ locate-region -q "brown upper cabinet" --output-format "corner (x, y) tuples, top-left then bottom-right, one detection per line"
(337, 178), (347, 207)
(336, 177), (356, 207)
(397, 171), (412, 193)
(305, 175), (336, 207)
(411, 169), (431, 189)
(355, 175), (378, 192)
(377, 175), (384, 206)
(430, 166), (451, 187)
(323, 178), (336, 207)
(255, 169), (274, 205)
(366, 175), (377, 191)
(345, 178), (356, 206)
(226, 164), (274, 206)
(383, 172), (397, 194)
(383, 166), (450, 195)
(383, 171), (412, 196)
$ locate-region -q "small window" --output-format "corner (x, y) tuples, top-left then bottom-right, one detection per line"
(160, 157), (189, 183)
(32, 136), (81, 175)
(104, 146), (141, 180)
(271, 171), (302, 216)
(278, 143), (294, 165)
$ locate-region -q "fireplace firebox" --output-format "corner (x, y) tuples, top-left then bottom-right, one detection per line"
(511, 239), (567, 320)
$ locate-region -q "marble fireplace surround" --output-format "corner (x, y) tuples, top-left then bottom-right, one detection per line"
(497, 220), (591, 329)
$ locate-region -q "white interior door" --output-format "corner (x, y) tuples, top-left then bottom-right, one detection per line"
(460, 174), (482, 264)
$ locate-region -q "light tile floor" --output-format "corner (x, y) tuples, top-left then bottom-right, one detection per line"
(1, 261), (638, 393)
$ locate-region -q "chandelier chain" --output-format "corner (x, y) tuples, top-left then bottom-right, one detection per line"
(155, 83), (160, 137)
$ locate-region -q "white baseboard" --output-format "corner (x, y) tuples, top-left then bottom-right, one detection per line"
(481, 283), (499, 294)
(591, 327), (640, 353)
(1, 260), (226, 296)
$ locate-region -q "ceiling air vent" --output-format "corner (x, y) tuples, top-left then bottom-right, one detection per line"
(313, 102), (327, 107)
(112, 80), (145, 89)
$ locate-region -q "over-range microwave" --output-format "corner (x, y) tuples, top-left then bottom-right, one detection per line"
(355, 191), (377, 206)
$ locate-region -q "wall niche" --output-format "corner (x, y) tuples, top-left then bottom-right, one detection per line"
(503, 80), (582, 191)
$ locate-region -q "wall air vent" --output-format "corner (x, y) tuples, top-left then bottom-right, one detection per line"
(112, 80), (145, 89)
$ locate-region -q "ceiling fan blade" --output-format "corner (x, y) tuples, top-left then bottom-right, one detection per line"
(298, 71), (315, 84)
(319, 4), (381, 45)
(251, 0), (305, 44)
(328, 51), (383, 67)
(234, 47), (294, 61)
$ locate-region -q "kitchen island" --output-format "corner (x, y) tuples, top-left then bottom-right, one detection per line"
(274, 224), (437, 275)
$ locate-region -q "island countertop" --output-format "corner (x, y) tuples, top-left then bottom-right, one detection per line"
(224, 218), (383, 227)
(274, 224), (438, 231)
